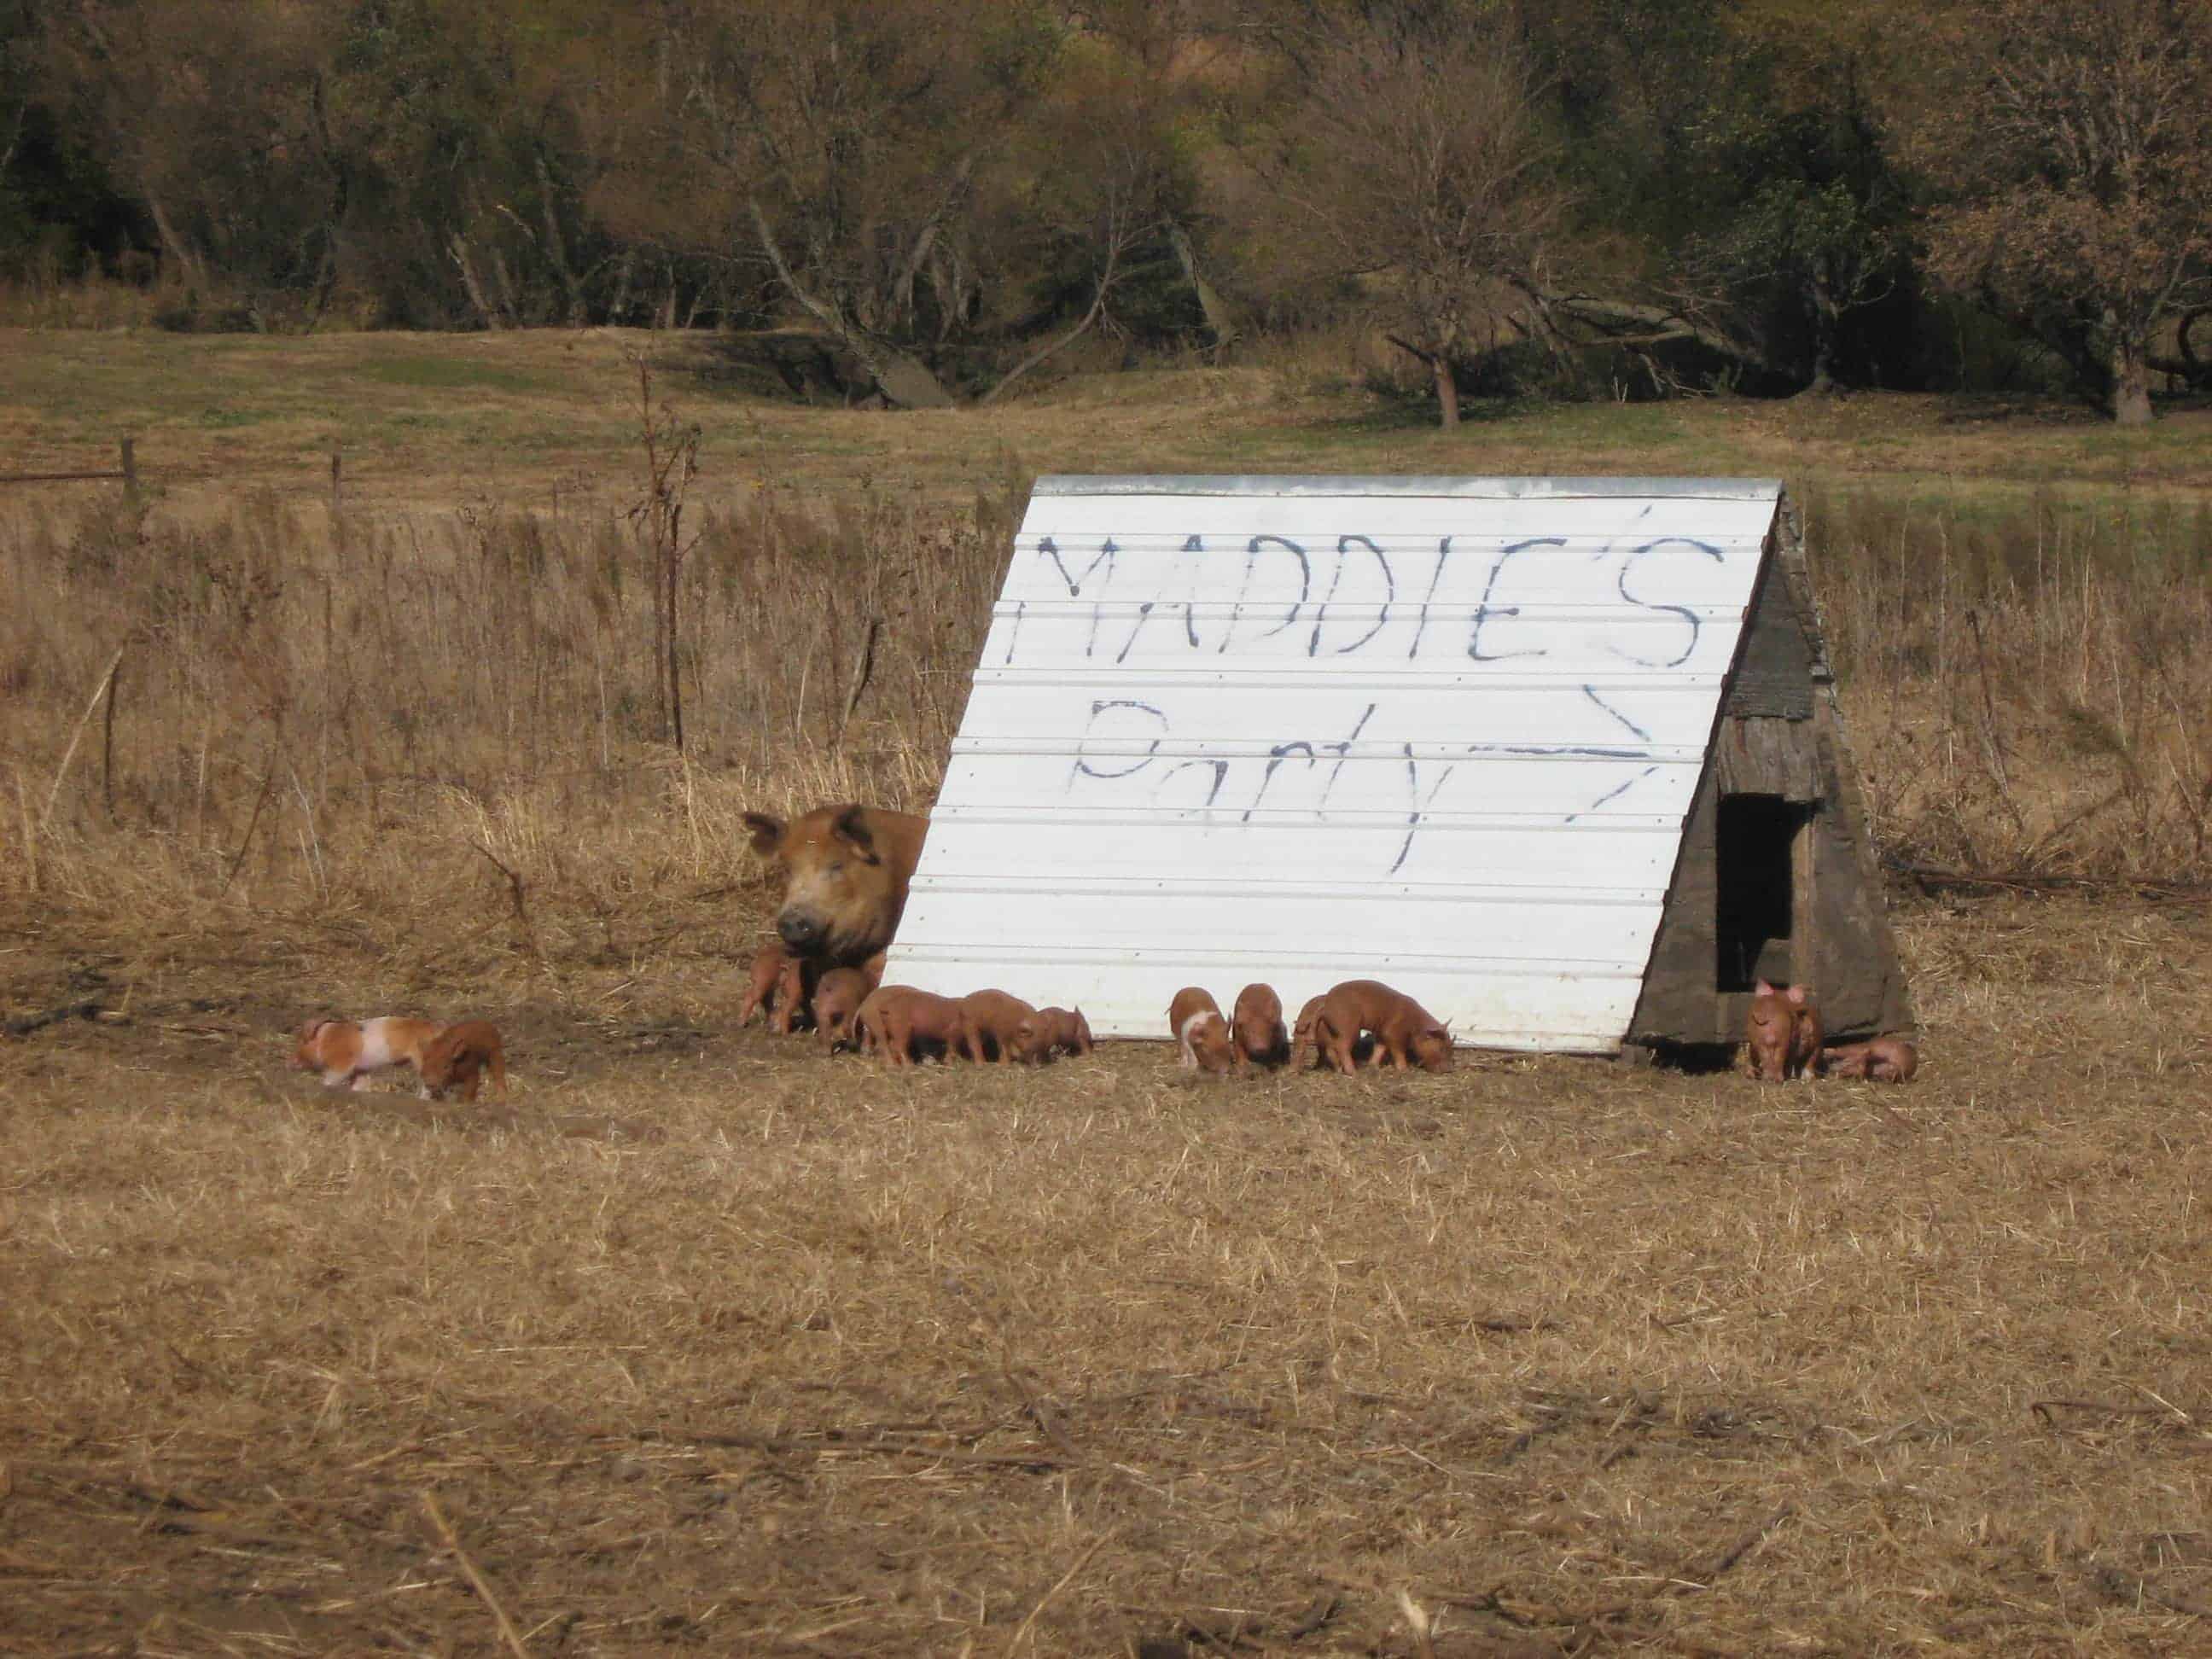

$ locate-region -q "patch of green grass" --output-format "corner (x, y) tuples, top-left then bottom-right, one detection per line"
(358, 355), (553, 394)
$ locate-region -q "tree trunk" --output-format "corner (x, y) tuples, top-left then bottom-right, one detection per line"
(488, 245), (522, 324)
(610, 250), (636, 323)
(1530, 288), (1782, 382)
(145, 194), (208, 293)
(0, 101), (24, 184)
(1432, 352), (1461, 428)
(534, 154), (586, 327)
(1385, 333), (1460, 428)
(450, 235), (504, 329)
(1166, 220), (1243, 353)
(748, 198), (959, 409)
(1801, 271), (1838, 395)
(2110, 332), (2152, 426)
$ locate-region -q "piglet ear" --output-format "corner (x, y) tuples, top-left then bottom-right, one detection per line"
(1784, 984), (1807, 1005)
(1755, 979), (1776, 996)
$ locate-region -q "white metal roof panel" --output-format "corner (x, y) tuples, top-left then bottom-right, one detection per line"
(883, 476), (1782, 1051)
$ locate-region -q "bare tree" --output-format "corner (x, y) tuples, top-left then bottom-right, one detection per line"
(1909, 0), (2212, 425)
(1246, 12), (1563, 427)
(661, 0), (1059, 408)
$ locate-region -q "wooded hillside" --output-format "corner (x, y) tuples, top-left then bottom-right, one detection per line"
(3, 0), (2208, 424)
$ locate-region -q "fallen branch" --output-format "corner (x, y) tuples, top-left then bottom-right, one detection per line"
(1531, 290), (1783, 381)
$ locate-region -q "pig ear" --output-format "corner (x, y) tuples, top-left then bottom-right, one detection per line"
(742, 812), (786, 856)
(830, 804), (882, 864)
(1784, 985), (1807, 1005)
(1755, 979), (1776, 996)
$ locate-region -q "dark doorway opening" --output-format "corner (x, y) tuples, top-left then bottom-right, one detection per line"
(1716, 794), (1807, 991)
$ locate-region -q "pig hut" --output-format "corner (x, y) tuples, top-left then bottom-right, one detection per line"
(883, 476), (1912, 1055)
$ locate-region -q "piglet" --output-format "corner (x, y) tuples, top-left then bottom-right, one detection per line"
(958, 989), (1039, 1063)
(417, 1020), (507, 1103)
(812, 967), (874, 1053)
(854, 987), (964, 1066)
(1745, 980), (1821, 1080)
(768, 952), (817, 1035)
(1014, 1006), (1093, 1063)
(1821, 1035), (1918, 1083)
(294, 1016), (441, 1091)
(739, 940), (788, 1027)
(1167, 987), (1237, 1074)
(1315, 980), (1452, 1074)
(1231, 983), (1289, 1071)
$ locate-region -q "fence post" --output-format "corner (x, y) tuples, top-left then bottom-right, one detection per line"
(119, 436), (138, 506)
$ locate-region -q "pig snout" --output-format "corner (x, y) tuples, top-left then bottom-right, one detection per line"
(777, 909), (827, 953)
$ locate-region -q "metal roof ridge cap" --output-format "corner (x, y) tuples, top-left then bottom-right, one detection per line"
(1030, 474), (1785, 499)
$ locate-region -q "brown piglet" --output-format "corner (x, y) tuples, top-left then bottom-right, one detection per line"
(1821, 1035), (1918, 1083)
(768, 952), (817, 1034)
(1014, 1006), (1094, 1062)
(1231, 983), (1289, 1071)
(812, 968), (874, 1052)
(1315, 980), (1452, 1074)
(1791, 986), (1824, 1077)
(738, 940), (788, 1027)
(1745, 980), (1821, 1080)
(853, 987), (965, 1066)
(1167, 987), (1237, 1074)
(958, 989), (1039, 1063)
(418, 1020), (507, 1103)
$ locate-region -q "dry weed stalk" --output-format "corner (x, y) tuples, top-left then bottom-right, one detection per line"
(624, 350), (703, 752)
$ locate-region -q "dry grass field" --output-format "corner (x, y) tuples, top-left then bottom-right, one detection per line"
(7, 329), (2212, 1655)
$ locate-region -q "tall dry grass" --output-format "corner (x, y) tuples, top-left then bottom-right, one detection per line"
(0, 471), (1022, 935)
(0, 267), (169, 331)
(5, 470), (2211, 940)
(1812, 485), (2212, 882)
